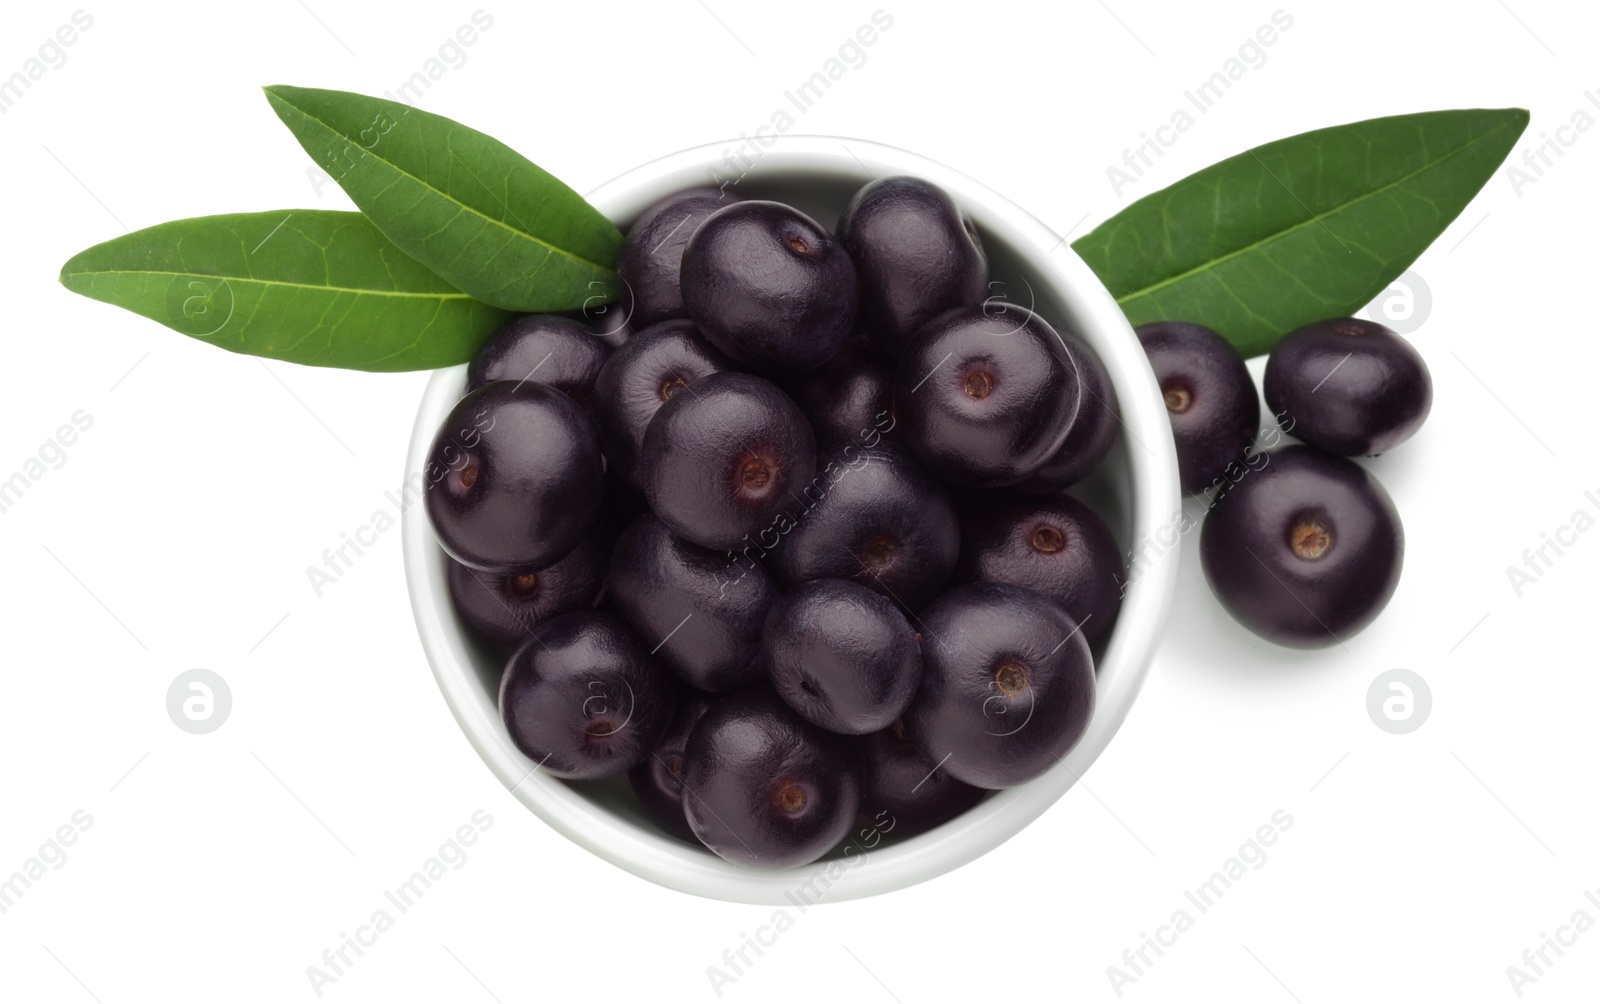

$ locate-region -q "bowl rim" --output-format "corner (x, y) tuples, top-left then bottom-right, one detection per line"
(402, 134), (1181, 905)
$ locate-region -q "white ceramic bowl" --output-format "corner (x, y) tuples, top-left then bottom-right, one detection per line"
(403, 136), (1180, 904)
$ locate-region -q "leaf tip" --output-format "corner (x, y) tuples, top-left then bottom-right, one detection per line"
(261, 84), (298, 108)
(1493, 107), (1532, 147)
(1481, 106), (1532, 136)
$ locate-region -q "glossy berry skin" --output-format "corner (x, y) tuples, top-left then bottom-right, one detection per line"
(425, 381), (603, 573)
(680, 690), (862, 868)
(1200, 445), (1403, 648)
(498, 611), (677, 780)
(446, 533), (605, 650)
(680, 201), (859, 373)
(465, 314), (612, 407)
(905, 582), (1096, 789)
(608, 513), (777, 693)
(1264, 317), (1433, 456)
(837, 176), (989, 359)
(1014, 325), (1120, 492)
(619, 188), (737, 328)
(761, 579), (922, 735)
(860, 720), (985, 834)
(786, 338), (897, 452)
(1136, 321), (1260, 494)
(628, 694), (714, 840)
(573, 296), (634, 351)
(895, 304), (1081, 488)
(958, 493), (1123, 645)
(775, 440), (959, 611)
(639, 371), (817, 551)
(593, 320), (733, 488)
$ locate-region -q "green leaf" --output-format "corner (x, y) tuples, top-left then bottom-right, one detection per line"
(59, 210), (513, 371)
(263, 84), (623, 312)
(1073, 108), (1529, 357)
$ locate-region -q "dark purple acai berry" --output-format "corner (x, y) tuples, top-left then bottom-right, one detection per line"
(465, 314), (612, 408)
(680, 690), (862, 868)
(1264, 317), (1433, 456)
(837, 176), (989, 359)
(628, 694), (714, 840)
(680, 201), (858, 372)
(958, 493), (1123, 645)
(446, 534), (605, 649)
(905, 582), (1096, 789)
(896, 303), (1085, 488)
(860, 719), (985, 834)
(618, 187), (737, 328)
(498, 611), (677, 780)
(593, 320), (733, 489)
(1200, 445), (1403, 648)
(425, 381), (603, 573)
(761, 578), (922, 735)
(608, 513), (777, 693)
(639, 371), (816, 551)
(785, 338), (897, 452)
(774, 440), (959, 611)
(1136, 321), (1260, 494)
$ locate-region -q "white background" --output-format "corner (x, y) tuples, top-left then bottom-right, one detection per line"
(2, 1), (1597, 1001)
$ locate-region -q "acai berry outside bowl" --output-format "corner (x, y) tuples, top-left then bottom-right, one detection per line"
(402, 135), (1181, 904)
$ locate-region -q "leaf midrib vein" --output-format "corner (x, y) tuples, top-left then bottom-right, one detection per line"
(62, 269), (477, 300)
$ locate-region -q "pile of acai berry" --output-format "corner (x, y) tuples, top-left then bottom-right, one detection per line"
(424, 177), (1121, 869)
